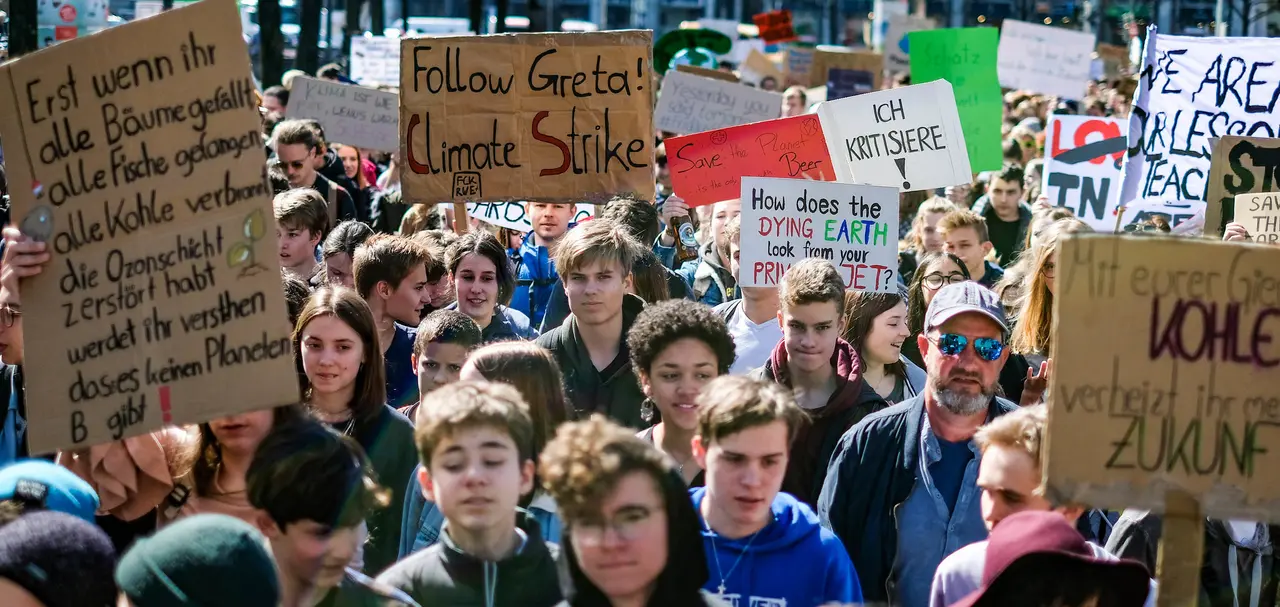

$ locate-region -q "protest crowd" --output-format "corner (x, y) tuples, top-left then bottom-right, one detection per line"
(1, 3), (1279, 607)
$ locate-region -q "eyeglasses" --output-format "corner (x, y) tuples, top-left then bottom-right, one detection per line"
(922, 272), (968, 290)
(0, 306), (21, 328)
(1041, 262), (1056, 279)
(570, 505), (658, 547)
(272, 158), (311, 171)
(929, 333), (1005, 361)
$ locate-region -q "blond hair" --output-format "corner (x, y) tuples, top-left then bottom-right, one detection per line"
(1008, 218), (1091, 355)
(937, 209), (990, 244)
(539, 415), (671, 522)
(975, 404), (1047, 490)
(696, 376), (807, 445)
(552, 218), (644, 277)
(905, 196), (959, 251)
(414, 382), (534, 470)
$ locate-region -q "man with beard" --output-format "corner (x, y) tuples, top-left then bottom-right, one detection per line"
(817, 282), (1017, 607)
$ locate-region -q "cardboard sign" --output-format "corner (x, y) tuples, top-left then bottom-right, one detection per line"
(909, 28), (1003, 172)
(808, 49), (884, 89)
(400, 31), (655, 204)
(667, 115), (834, 208)
(753, 10), (797, 45)
(741, 48), (785, 86)
(467, 202), (594, 232)
(1041, 115), (1127, 231)
(786, 46), (815, 86)
(885, 15), (935, 73)
(0, 0), (299, 453)
(818, 79), (971, 192)
(1204, 136), (1280, 237)
(826, 68), (876, 100)
(287, 76), (399, 152)
(675, 64), (738, 83)
(654, 71), (782, 135)
(1095, 42), (1130, 79)
(1121, 31), (1280, 219)
(350, 35), (400, 85)
(1046, 234), (1280, 522)
(739, 177), (900, 291)
(1233, 193), (1280, 243)
(996, 19), (1096, 100)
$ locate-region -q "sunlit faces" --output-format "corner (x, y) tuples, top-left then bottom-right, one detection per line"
(278, 225), (320, 273)
(978, 443), (1053, 530)
(208, 409), (276, 455)
(527, 202), (575, 244)
(325, 253), (354, 288)
(711, 199), (742, 248)
(728, 240), (742, 282)
(260, 517), (366, 592)
(917, 212), (948, 253)
(564, 259), (631, 327)
(379, 265), (431, 326)
(570, 472), (669, 603)
(919, 314), (1008, 415)
(695, 420), (788, 537)
(639, 338), (719, 432)
(301, 315), (365, 395)
(418, 425), (534, 533)
(0, 300), (25, 366)
(920, 256), (968, 309)
(943, 226), (992, 278)
(263, 94), (286, 116)
(337, 145), (360, 180)
(778, 300), (843, 374)
(782, 89), (806, 117)
(276, 142), (318, 188)
(453, 253), (500, 324)
(988, 176), (1025, 219)
(864, 302), (911, 366)
(415, 342), (471, 396)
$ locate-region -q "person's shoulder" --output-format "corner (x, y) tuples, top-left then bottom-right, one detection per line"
(851, 396), (920, 434)
(379, 404), (416, 433)
(534, 325), (569, 350)
(375, 544), (447, 588)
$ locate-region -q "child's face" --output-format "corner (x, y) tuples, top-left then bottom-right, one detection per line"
(325, 252), (354, 289)
(943, 226), (990, 276)
(564, 259), (631, 328)
(301, 315), (365, 397)
(414, 342), (471, 397)
(277, 224), (319, 271)
(421, 426), (534, 535)
(382, 265), (431, 326)
(263, 518), (365, 592)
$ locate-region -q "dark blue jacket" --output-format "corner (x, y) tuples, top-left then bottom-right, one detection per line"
(443, 303), (537, 343)
(510, 233), (558, 327)
(816, 393), (1017, 603)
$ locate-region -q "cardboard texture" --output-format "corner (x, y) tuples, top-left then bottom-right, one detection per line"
(1204, 136), (1280, 237)
(466, 202), (593, 232)
(1233, 193), (1280, 243)
(817, 79), (971, 192)
(675, 63), (738, 83)
(1046, 234), (1280, 522)
(350, 35), (400, 85)
(0, 0), (300, 453)
(666, 114), (835, 208)
(1095, 42), (1130, 79)
(1041, 115), (1126, 231)
(785, 46), (815, 86)
(654, 71), (782, 135)
(807, 49), (884, 89)
(752, 10), (796, 45)
(909, 28), (1003, 172)
(399, 31), (655, 204)
(287, 76), (399, 152)
(741, 48), (785, 85)
(996, 19), (1096, 100)
(738, 177), (899, 291)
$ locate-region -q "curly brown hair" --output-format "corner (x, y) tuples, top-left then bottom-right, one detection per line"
(539, 415), (672, 523)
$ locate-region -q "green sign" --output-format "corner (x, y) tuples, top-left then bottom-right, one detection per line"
(908, 27), (1003, 172)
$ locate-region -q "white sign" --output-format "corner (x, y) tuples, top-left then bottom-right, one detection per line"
(885, 15), (935, 73)
(817, 79), (970, 192)
(739, 177), (900, 292)
(996, 20), (1095, 100)
(872, 0), (908, 52)
(655, 71), (783, 134)
(1041, 115), (1127, 231)
(350, 35), (400, 85)
(467, 202), (594, 232)
(286, 76), (399, 152)
(1121, 30), (1280, 215)
(698, 19), (740, 41)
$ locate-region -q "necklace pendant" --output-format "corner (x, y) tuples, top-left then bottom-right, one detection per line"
(717, 582), (726, 596)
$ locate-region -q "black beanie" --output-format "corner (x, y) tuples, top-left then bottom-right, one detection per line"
(0, 510), (118, 607)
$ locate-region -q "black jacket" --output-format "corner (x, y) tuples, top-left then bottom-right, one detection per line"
(535, 294), (647, 429)
(817, 393), (1018, 603)
(538, 266), (690, 335)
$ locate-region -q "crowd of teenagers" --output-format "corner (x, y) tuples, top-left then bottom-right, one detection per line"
(0, 63), (1275, 607)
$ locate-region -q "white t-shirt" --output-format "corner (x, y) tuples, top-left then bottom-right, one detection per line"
(727, 307), (784, 375)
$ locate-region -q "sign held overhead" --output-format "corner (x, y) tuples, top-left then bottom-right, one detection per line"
(997, 19), (1096, 100)
(287, 76), (399, 152)
(1041, 115), (1126, 231)
(654, 70), (781, 135)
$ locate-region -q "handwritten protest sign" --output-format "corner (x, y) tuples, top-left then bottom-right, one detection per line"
(996, 19), (1095, 100)
(350, 35), (400, 85)
(885, 15), (934, 73)
(786, 46), (815, 86)
(0, 0), (299, 453)
(753, 10), (796, 45)
(654, 71), (782, 135)
(818, 79), (970, 192)
(675, 64), (738, 83)
(739, 177), (900, 291)
(1121, 32), (1280, 220)
(1095, 42), (1129, 79)
(741, 48), (785, 86)
(1233, 193), (1280, 243)
(287, 76), (398, 152)
(667, 115), (834, 208)
(1042, 115), (1126, 231)
(1047, 234), (1280, 522)
(909, 28), (1002, 172)
(807, 49), (883, 89)
(400, 31), (654, 204)
(827, 68), (876, 100)
(467, 202), (593, 232)
(1204, 136), (1280, 237)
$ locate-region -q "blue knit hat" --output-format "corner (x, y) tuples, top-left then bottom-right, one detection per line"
(0, 460), (99, 522)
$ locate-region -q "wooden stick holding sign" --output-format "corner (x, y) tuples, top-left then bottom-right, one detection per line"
(1156, 491), (1204, 607)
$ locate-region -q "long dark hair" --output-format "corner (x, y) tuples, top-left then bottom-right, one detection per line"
(907, 251), (971, 336)
(446, 230), (517, 306)
(292, 286), (387, 422)
(842, 287), (909, 381)
(176, 405), (306, 498)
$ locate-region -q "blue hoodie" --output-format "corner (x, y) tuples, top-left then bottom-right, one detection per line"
(691, 487), (861, 606)
(510, 233), (558, 328)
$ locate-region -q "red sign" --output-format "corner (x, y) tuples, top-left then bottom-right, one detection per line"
(753, 10), (797, 45)
(59, 4), (78, 22)
(667, 115), (834, 208)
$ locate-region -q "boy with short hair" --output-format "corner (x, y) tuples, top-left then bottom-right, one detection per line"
(352, 234), (434, 410)
(714, 216), (782, 375)
(274, 188), (328, 280)
(376, 382), (562, 607)
(401, 310), (483, 421)
(692, 375), (860, 605)
(750, 258), (883, 507)
(535, 219), (648, 428)
(247, 418), (418, 606)
(272, 119), (358, 223)
(938, 210), (1005, 289)
(970, 164), (1032, 266)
